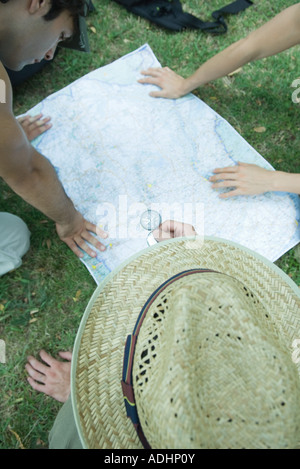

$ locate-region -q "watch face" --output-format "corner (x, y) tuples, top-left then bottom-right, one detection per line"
(140, 209), (162, 231)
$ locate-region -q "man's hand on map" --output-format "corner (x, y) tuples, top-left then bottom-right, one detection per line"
(153, 220), (197, 242)
(17, 113), (52, 142)
(138, 67), (186, 99)
(56, 211), (108, 258)
(209, 162), (275, 197)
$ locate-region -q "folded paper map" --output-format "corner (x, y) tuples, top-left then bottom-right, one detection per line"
(26, 44), (300, 284)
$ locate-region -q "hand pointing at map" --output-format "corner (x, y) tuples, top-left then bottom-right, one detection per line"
(56, 212), (108, 259)
(17, 113), (52, 142)
(210, 163), (300, 197)
(138, 67), (186, 99)
(152, 220), (197, 241)
(210, 163), (275, 197)
(18, 114), (109, 257)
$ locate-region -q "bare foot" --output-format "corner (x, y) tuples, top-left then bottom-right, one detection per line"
(26, 350), (72, 403)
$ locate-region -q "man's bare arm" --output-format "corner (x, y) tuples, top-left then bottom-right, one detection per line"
(1, 116), (75, 221)
(0, 67), (107, 257)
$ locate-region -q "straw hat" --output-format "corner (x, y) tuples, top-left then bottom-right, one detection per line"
(71, 236), (300, 449)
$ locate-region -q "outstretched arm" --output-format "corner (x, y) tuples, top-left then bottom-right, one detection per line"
(0, 66), (107, 258)
(139, 3), (300, 98)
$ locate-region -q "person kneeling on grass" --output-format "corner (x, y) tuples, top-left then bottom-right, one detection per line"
(0, 0), (107, 278)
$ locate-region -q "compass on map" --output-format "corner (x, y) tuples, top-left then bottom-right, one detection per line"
(140, 209), (162, 231)
(140, 210), (162, 246)
(26, 44), (300, 285)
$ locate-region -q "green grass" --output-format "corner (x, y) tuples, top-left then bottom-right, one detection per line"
(0, 0), (299, 449)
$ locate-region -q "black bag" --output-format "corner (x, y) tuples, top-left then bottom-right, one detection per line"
(113, 0), (253, 33)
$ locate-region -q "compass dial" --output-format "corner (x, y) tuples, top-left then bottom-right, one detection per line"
(140, 210), (162, 231)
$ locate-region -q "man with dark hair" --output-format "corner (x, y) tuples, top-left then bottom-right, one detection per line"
(0, 0), (107, 276)
(42, 0), (86, 20)
(5, 0), (95, 86)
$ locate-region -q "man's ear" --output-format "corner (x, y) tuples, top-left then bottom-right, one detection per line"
(27, 0), (50, 16)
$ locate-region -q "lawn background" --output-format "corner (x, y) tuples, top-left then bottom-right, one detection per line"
(0, 0), (299, 449)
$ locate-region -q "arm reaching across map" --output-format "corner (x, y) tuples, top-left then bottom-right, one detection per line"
(138, 3), (300, 99)
(0, 92), (108, 258)
(0, 0), (107, 261)
(210, 163), (300, 197)
(139, 3), (300, 197)
(17, 44), (299, 272)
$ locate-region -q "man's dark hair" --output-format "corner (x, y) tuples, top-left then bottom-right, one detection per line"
(43, 0), (86, 21)
(0, 0), (86, 16)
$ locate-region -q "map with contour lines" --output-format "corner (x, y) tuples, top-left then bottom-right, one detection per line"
(25, 44), (300, 284)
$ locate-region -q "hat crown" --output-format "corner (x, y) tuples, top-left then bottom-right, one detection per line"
(133, 272), (300, 449)
(73, 238), (300, 449)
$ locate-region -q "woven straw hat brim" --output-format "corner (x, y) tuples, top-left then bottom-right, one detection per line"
(71, 236), (300, 449)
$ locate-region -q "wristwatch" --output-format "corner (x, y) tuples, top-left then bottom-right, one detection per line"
(140, 209), (161, 246)
(147, 231), (158, 246)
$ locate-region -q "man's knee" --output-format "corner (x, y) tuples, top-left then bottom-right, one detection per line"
(0, 212), (30, 276)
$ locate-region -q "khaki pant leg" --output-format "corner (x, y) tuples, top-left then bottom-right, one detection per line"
(0, 213), (30, 276)
(49, 397), (83, 449)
